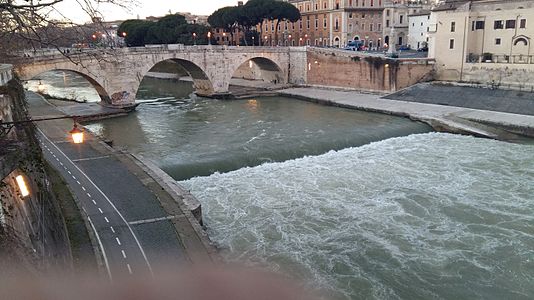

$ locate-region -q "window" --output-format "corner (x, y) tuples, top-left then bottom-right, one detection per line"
(520, 19), (526, 28)
(362, 14), (366, 19)
(494, 20), (504, 29)
(449, 38), (454, 49)
(471, 21), (475, 31)
(475, 20), (484, 29)
(324, 15), (327, 28)
(506, 19), (516, 29)
(386, 9), (390, 17)
(378, 23), (381, 31)
(361, 23), (365, 31)
(335, 18), (339, 30)
(386, 19), (390, 27)
(299, 20), (302, 30)
(495, 38), (501, 45)
(370, 23), (373, 31)
(451, 21), (455, 32)
(412, 22), (415, 27)
(349, 0), (353, 6)
(315, 3), (318, 10)
(400, 15), (404, 24)
(349, 13), (353, 19)
(324, 2), (327, 9)
(315, 17), (319, 29)
(307, 17), (310, 29)
(371, 0), (374, 6)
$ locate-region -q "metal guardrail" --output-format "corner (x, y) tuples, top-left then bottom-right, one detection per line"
(0, 64), (13, 86)
(466, 54), (534, 64)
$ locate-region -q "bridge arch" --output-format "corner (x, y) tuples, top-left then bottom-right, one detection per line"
(23, 69), (111, 103)
(142, 58), (214, 97)
(228, 56), (286, 90)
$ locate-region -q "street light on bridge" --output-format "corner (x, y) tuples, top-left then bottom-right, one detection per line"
(207, 31), (211, 45)
(192, 32), (197, 45)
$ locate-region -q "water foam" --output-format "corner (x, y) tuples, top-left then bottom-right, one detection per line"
(181, 133), (534, 299)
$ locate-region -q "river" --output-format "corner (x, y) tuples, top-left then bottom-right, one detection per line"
(27, 71), (534, 299)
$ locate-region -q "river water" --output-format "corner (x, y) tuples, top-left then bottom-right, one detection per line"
(27, 71), (534, 299)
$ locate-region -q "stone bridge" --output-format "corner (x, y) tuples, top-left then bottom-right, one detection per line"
(12, 45), (308, 107)
(10, 45), (434, 107)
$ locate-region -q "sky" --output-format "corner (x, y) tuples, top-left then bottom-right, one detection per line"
(53, 0), (245, 23)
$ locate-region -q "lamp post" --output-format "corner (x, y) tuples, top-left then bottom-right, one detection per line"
(299, 37), (303, 46)
(207, 31), (212, 45)
(192, 32), (197, 45)
(223, 32), (227, 46)
(264, 35), (268, 46)
(288, 34), (292, 46)
(1, 116), (84, 143)
(252, 36), (255, 47)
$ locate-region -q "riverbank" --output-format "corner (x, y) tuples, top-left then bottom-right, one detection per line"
(279, 87), (534, 141)
(26, 91), (219, 269)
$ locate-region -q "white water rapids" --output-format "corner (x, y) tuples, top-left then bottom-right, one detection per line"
(181, 133), (534, 299)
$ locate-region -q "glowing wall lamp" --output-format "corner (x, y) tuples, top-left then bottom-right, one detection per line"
(16, 175), (30, 197)
(70, 123), (84, 144)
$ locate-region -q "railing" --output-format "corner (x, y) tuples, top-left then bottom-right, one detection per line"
(0, 64), (13, 86)
(466, 53), (534, 64)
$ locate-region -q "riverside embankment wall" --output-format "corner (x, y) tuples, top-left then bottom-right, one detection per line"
(305, 48), (435, 92)
(0, 72), (72, 271)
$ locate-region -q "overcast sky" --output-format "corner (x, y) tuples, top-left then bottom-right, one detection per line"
(53, 0), (245, 23)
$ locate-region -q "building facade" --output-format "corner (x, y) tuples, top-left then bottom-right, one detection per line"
(382, 0), (427, 49)
(408, 10), (431, 49)
(259, 0), (386, 48)
(429, 0), (534, 85)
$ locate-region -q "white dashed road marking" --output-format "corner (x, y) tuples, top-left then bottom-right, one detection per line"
(116, 237), (121, 246)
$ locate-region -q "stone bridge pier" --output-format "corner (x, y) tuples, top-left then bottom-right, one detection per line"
(13, 46), (308, 107)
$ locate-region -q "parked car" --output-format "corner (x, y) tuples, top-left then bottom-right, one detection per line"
(417, 46), (429, 52)
(344, 40), (363, 51)
(398, 45), (411, 51)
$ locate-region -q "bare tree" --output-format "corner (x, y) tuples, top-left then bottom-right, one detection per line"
(0, 0), (138, 57)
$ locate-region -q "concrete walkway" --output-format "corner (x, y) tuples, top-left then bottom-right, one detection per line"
(279, 87), (534, 140)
